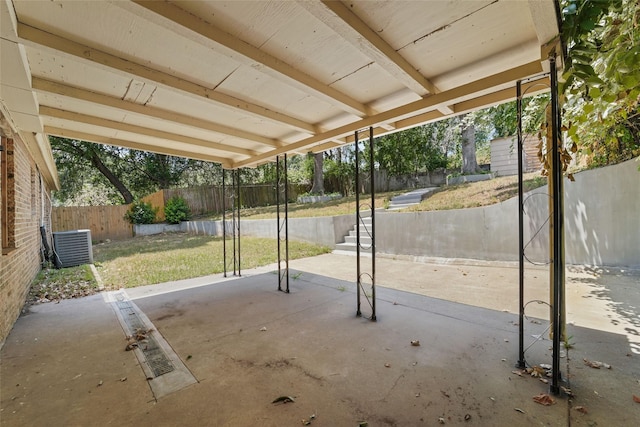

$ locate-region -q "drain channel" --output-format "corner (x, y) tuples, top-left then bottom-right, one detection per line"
(107, 290), (198, 399)
(116, 299), (175, 377)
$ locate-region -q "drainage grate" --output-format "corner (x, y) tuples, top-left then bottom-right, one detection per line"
(116, 298), (175, 377)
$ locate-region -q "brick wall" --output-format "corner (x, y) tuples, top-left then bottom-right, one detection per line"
(0, 135), (50, 348)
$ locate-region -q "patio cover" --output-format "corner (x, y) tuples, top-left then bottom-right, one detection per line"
(0, 0), (561, 184)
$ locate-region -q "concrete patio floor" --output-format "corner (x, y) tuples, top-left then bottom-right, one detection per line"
(1, 253), (639, 426)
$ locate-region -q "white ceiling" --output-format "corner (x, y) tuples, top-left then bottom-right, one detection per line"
(1, 0), (561, 181)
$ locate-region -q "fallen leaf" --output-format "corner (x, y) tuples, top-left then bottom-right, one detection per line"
(514, 408), (525, 414)
(384, 363), (391, 368)
(575, 406), (588, 414)
(530, 366), (546, 378)
(438, 417), (446, 424)
(511, 370), (524, 377)
(119, 377), (127, 382)
(410, 340), (420, 346)
(464, 413), (471, 421)
(272, 396), (295, 404)
(97, 380), (103, 387)
(633, 395), (640, 404)
(583, 358), (611, 369)
(533, 393), (555, 406)
(260, 327), (267, 331)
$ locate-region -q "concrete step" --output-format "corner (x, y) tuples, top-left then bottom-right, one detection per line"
(348, 229), (373, 238)
(387, 202), (418, 210)
(344, 235), (372, 245)
(334, 242), (372, 253)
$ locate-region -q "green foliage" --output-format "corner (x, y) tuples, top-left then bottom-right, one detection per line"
(164, 196), (191, 224)
(561, 0), (640, 167)
(124, 201), (158, 224)
(376, 125), (448, 177)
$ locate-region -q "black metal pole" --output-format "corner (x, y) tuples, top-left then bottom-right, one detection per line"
(550, 55), (563, 395)
(355, 130), (361, 317)
(284, 153), (289, 293)
(516, 80), (526, 368)
(232, 170), (237, 276)
(277, 156), (282, 291)
(223, 169), (227, 278)
(369, 126), (376, 322)
(236, 169), (241, 276)
(369, 126), (376, 321)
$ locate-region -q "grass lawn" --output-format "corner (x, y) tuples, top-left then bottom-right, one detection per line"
(28, 174), (546, 301)
(93, 233), (330, 288)
(405, 173), (546, 212)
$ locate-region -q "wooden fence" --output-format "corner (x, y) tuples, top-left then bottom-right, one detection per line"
(163, 183), (308, 216)
(52, 183), (309, 241)
(51, 204), (132, 242)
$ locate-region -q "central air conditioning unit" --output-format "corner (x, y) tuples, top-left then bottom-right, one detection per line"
(53, 229), (93, 268)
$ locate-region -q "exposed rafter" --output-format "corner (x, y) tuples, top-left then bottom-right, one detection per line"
(32, 77), (283, 149)
(45, 126), (231, 166)
(128, 0), (372, 118)
(17, 23), (318, 134)
(298, 1), (456, 115)
(299, 0), (438, 97)
(39, 106), (257, 157)
(232, 61), (544, 168)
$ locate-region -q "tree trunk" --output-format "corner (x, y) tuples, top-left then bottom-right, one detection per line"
(89, 153), (135, 203)
(310, 152), (324, 194)
(461, 122), (479, 175)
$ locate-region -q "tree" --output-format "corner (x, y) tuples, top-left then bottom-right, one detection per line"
(310, 152), (325, 194)
(460, 115), (479, 174)
(51, 137), (135, 204)
(561, 0), (640, 167)
(51, 137), (214, 205)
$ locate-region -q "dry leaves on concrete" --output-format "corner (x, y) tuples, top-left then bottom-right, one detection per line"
(583, 358), (611, 369)
(633, 395), (640, 404)
(532, 393), (555, 406)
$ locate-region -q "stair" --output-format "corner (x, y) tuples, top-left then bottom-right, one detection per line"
(387, 187), (438, 210)
(333, 187), (438, 254)
(334, 215), (373, 254)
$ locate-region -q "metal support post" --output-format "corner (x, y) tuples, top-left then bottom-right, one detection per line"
(223, 169), (227, 277)
(549, 54), (564, 395)
(516, 80), (526, 369)
(276, 154), (289, 293)
(355, 127), (376, 321)
(233, 169), (241, 276)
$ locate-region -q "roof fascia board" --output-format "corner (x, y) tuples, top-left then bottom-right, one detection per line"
(232, 60), (543, 168)
(314, 76), (550, 153)
(126, 0), (371, 118)
(16, 22), (318, 134)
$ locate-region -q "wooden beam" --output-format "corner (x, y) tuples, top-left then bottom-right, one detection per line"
(17, 22), (317, 134)
(45, 126), (231, 167)
(39, 106), (257, 157)
(232, 61), (544, 168)
(130, 0), (371, 118)
(299, 0), (438, 97)
(32, 77), (283, 149)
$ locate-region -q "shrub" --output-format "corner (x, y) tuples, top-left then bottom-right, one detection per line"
(164, 196), (191, 224)
(124, 201), (157, 224)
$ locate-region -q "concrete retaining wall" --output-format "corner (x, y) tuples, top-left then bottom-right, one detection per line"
(135, 158), (639, 268)
(376, 158), (640, 268)
(137, 214), (355, 249)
